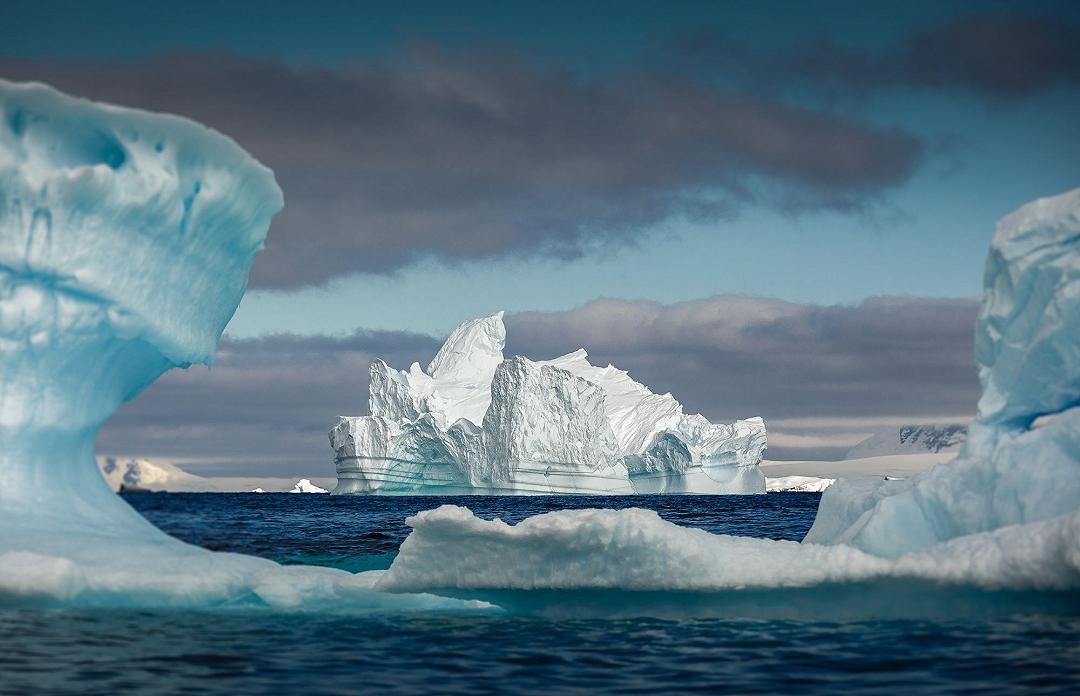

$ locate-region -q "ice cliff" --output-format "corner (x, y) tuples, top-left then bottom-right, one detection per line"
(330, 312), (768, 494)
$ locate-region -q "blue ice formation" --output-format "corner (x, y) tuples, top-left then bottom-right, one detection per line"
(331, 312), (767, 495)
(803, 188), (1080, 556)
(0, 80), (486, 613)
(0, 79), (278, 530)
(376, 189), (1080, 610)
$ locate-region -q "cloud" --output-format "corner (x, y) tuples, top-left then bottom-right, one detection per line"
(678, 15), (1080, 99)
(97, 330), (441, 477)
(1, 48), (922, 289)
(98, 295), (980, 472)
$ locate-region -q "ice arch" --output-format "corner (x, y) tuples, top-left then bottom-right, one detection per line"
(0, 79), (281, 536)
(0, 82), (486, 613)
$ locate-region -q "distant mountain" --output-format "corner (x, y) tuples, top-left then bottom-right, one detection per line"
(845, 425), (967, 459)
(97, 457), (208, 492)
(97, 457), (333, 493)
(766, 476), (834, 492)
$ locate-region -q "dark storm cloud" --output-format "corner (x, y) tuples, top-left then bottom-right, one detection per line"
(505, 296), (980, 424)
(0, 49), (922, 289)
(678, 15), (1080, 99)
(98, 296), (980, 471)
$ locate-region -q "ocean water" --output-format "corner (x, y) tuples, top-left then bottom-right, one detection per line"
(2, 493), (1078, 694)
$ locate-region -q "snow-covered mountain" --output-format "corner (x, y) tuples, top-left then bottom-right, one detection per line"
(331, 312), (767, 495)
(845, 424), (967, 459)
(97, 457), (209, 492)
(96, 457), (332, 493)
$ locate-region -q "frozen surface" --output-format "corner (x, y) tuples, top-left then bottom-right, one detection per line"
(332, 313), (767, 495)
(377, 188), (1080, 609)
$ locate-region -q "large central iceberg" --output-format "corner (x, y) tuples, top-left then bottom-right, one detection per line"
(330, 313), (768, 494)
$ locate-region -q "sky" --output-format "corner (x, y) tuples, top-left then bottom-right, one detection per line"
(3, 0), (1078, 474)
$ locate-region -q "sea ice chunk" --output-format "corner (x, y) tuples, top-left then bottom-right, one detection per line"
(289, 479), (329, 493)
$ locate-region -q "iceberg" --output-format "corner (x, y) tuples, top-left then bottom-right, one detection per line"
(289, 479), (329, 494)
(0, 80), (488, 614)
(845, 424), (967, 459)
(376, 188), (1080, 614)
(331, 312), (768, 494)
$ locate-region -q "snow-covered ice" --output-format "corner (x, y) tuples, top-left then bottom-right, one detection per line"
(331, 312), (768, 494)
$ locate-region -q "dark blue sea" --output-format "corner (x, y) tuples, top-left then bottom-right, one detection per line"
(2, 493), (1078, 694)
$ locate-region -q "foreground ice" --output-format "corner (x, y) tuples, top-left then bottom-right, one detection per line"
(0, 80), (488, 614)
(331, 312), (767, 495)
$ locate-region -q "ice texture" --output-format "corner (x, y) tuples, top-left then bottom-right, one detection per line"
(331, 313), (767, 494)
(376, 188), (1080, 612)
(0, 80), (489, 614)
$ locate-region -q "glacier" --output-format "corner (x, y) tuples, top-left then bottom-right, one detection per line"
(331, 312), (768, 494)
